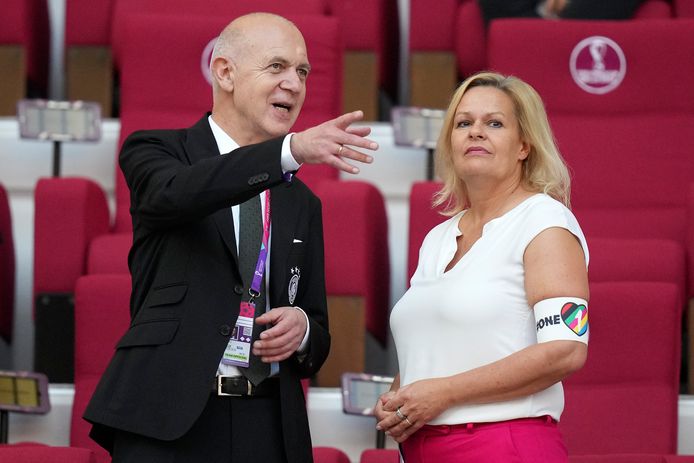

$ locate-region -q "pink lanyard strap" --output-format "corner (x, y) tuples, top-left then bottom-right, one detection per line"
(248, 190), (271, 302)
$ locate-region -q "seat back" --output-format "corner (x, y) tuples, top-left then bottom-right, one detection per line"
(313, 447), (351, 463)
(0, 445), (96, 463)
(411, 0), (671, 83)
(634, 0), (673, 17)
(110, 0), (328, 68)
(560, 281), (681, 454)
(0, 0), (49, 113)
(587, 237), (687, 306)
(326, 0), (399, 91)
(360, 448), (400, 463)
(675, 0), (694, 17)
(65, 0), (115, 47)
(71, 275), (132, 462)
(114, 12), (343, 232)
(407, 181), (447, 282)
(488, 19), (694, 297)
(315, 180), (390, 344)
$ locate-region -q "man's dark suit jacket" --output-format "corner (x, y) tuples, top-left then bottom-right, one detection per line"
(84, 115), (331, 463)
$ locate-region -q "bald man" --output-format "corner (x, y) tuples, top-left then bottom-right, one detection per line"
(84, 13), (377, 463)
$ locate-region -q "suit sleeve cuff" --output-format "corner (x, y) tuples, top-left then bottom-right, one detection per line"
(295, 306), (311, 354)
(281, 134), (302, 181)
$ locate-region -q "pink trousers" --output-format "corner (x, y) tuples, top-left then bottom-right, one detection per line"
(400, 416), (568, 463)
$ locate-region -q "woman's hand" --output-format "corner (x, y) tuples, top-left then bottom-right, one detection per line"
(376, 378), (451, 443)
(373, 390), (396, 422)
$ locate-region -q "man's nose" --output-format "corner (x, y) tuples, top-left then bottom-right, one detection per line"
(280, 71), (302, 92)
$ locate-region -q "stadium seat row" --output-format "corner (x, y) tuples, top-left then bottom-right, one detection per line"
(5, 0), (694, 118)
(410, 0), (694, 109)
(0, 0), (398, 121)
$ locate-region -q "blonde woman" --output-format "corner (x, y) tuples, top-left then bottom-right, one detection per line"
(375, 72), (589, 462)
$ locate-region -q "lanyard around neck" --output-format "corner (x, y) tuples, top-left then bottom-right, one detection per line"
(248, 190), (271, 302)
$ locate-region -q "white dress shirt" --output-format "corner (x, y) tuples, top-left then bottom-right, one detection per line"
(208, 116), (310, 377)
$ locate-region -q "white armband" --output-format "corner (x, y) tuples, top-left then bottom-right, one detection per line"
(534, 297), (589, 344)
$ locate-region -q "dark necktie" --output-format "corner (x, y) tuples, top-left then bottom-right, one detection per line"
(238, 194), (270, 385)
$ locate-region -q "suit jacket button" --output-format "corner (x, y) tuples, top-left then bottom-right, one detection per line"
(234, 284), (243, 295)
(219, 325), (231, 336)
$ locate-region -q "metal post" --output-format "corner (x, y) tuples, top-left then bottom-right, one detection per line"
(376, 429), (386, 449)
(0, 410), (8, 444)
(426, 147), (435, 180)
(52, 140), (62, 177)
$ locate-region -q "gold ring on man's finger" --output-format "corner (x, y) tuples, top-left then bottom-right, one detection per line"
(337, 144), (344, 156)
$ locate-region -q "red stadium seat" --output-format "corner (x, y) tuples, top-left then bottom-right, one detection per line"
(666, 457), (694, 463)
(33, 179), (110, 381)
(406, 181), (446, 282)
(360, 448), (400, 463)
(409, 0), (672, 109)
(71, 275), (131, 463)
(0, 184), (14, 343)
(313, 446), (351, 463)
(313, 179), (390, 385)
(325, 0), (400, 119)
(636, 0), (674, 17)
(561, 281), (681, 454)
(487, 17), (694, 390)
(109, 0), (327, 72)
(0, 0), (49, 115)
(66, 0), (397, 120)
(0, 445), (96, 463)
(674, 0), (694, 17)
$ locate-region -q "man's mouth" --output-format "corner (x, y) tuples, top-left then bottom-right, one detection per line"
(272, 103), (291, 112)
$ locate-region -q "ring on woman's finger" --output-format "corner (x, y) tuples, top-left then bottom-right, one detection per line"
(337, 144), (344, 156)
(404, 416), (413, 426)
(395, 406), (408, 421)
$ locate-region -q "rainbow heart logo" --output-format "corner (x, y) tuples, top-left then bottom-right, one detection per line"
(561, 302), (588, 336)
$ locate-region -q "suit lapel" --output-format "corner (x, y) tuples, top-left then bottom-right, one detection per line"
(184, 114), (239, 266)
(269, 182), (296, 307)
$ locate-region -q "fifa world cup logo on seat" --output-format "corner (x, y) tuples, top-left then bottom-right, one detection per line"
(589, 39), (607, 71)
(570, 35), (626, 95)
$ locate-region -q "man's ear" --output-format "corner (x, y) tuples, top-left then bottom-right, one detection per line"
(211, 56), (234, 92)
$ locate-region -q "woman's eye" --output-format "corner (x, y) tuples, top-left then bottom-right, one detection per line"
(456, 120), (471, 128)
(489, 120), (503, 128)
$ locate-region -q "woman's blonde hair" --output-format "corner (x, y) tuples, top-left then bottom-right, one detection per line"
(433, 71), (571, 215)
